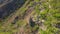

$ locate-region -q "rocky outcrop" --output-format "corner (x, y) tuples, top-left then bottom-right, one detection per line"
(0, 0), (25, 19)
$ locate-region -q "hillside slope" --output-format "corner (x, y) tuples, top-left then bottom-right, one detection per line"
(0, 0), (60, 34)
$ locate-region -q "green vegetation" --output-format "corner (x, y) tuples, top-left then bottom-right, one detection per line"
(0, 0), (60, 34)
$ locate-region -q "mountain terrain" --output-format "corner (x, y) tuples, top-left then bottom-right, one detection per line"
(0, 0), (60, 34)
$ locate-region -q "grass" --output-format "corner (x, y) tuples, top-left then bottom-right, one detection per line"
(0, 0), (60, 34)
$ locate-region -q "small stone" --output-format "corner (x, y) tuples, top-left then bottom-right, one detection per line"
(41, 20), (45, 22)
(55, 23), (60, 28)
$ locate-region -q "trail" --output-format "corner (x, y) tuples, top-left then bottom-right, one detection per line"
(24, 7), (34, 23)
(18, 6), (34, 34)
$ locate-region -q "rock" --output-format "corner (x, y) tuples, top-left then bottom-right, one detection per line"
(29, 17), (36, 27)
(0, 0), (25, 18)
(55, 23), (60, 28)
(41, 19), (45, 23)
